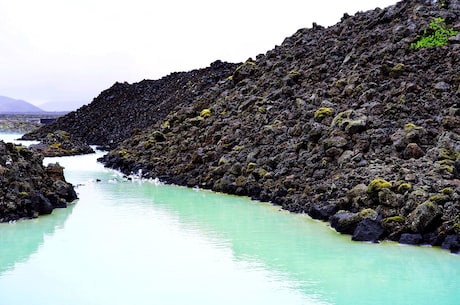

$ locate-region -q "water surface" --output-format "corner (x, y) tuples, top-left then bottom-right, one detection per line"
(0, 133), (458, 304)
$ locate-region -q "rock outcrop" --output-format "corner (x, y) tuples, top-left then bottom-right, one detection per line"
(24, 0), (460, 252)
(30, 130), (94, 157)
(0, 140), (78, 222)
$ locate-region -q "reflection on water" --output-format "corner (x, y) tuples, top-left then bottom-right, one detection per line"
(0, 133), (459, 305)
(0, 132), (39, 145)
(0, 205), (75, 274)
(0, 133), (74, 274)
(102, 181), (460, 305)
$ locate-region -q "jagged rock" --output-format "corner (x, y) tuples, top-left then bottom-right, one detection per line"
(434, 81), (451, 91)
(407, 201), (441, 233)
(308, 202), (338, 220)
(330, 209), (379, 235)
(30, 192), (53, 215)
(330, 211), (361, 234)
(399, 233), (423, 245)
(441, 234), (460, 253)
(0, 140), (78, 222)
(30, 130), (94, 156)
(352, 219), (385, 243)
(403, 143), (425, 159)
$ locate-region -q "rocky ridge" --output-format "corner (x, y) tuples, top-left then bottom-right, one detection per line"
(22, 61), (239, 149)
(27, 0), (460, 252)
(0, 140), (78, 222)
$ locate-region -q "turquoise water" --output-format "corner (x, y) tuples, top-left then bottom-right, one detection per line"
(0, 133), (459, 304)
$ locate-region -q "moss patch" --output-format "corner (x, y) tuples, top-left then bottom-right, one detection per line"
(397, 183), (412, 193)
(200, 109), (211, 118)
(367, 179), (392, 193)
(314, 107), (333, 121)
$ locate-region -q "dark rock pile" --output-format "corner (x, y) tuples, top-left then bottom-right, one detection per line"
(27, 0), (460, 252)
(22, 61), (239, 149)
(0, 141), (78, 222)
(30, 130), (94, 157)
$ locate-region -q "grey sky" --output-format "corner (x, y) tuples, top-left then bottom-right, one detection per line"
(0, 0), (397, 108)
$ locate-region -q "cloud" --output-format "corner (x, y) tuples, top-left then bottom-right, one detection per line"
(0, 0), (398, 105)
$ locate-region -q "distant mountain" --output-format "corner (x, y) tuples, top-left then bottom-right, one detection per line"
(0, 96), (44, 113)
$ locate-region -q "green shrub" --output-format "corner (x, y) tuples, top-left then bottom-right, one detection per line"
(410, 17), (458, 49)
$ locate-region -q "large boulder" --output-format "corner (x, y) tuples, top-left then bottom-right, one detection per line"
(407, 201), (441, 233)
(399, 233), (423, 245)
(352, 219), (385, 243)
(441, 235), (460, 253)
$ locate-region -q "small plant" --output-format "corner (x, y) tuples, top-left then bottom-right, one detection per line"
(410, 17), (458, 49)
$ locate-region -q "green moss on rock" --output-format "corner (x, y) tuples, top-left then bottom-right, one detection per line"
(367, 179), (392, 193)
(200, 109), (211, 118)
(246, 162), (257, 173)
(442, 187), (454, 195)
(382, 215), (405, 224)
(331, 109), (368, 134)
(408, 200), (440, 233)
(314, 107), (333, 120)
(161, 121), (170, 129)
(397, 183), (412, 193)
(359, 208), (378, 220)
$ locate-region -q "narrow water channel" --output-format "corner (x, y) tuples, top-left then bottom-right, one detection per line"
(0, 133), (458, 305)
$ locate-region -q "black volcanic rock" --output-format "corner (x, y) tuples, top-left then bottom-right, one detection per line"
(0, 140), (77, 222)
(352, 219), (385, 243)
(30, 130), (94, 157)
(399, 233), (423, 245)
(22, 60), (239, 148)
(25, 0), (460, 250)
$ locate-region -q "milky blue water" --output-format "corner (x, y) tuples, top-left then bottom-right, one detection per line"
(0, 133), (459, 305)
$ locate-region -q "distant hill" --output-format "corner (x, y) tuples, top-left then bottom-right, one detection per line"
(0, 96), (44, 113)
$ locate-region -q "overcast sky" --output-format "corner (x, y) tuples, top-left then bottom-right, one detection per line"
(0, 0), (398, 109)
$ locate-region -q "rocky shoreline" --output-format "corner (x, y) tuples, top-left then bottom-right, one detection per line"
(0, 140), (78, 222)
(30, 130), (94, 157)
(24, 0), (460, 252)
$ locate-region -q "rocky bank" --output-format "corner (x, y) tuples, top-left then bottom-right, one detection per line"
(27, 0), (460, 252)
(30, 130), (94, 157)
(0, 140), (78, 222)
